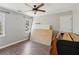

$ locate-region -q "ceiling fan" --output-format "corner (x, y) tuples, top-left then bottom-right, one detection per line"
(24, 3), (46, 14)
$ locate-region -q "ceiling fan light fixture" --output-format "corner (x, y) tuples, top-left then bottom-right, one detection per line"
(34, 5), (36, 7)
(24, 3), (46, 15)
(34, 10), (36, 14)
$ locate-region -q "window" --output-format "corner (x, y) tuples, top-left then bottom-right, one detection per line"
(0, 13), (5, 37)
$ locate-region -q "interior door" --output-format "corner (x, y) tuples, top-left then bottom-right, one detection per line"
(60, 15), (72, 32)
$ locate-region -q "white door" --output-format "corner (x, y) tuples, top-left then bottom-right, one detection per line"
(60, 15), (72, 32)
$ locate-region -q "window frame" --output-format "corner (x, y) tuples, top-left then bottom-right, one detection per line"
(0, 13), (5, 37)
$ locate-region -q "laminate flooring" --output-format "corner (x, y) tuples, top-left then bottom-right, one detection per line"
(0, 40), (50, 55)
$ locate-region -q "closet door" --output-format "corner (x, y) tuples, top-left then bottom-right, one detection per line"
(60, 15), (72, 32)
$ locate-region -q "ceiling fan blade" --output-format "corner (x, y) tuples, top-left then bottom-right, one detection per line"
(37, 9), (46, 12)
(37, 3), (44, 9)
(24, 3), (33, 8)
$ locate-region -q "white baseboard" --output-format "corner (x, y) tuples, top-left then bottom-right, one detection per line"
(0, 37), (29, 49)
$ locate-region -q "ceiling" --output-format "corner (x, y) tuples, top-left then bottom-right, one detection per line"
(0, 3), (78, 17)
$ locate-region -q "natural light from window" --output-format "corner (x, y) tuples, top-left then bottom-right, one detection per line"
(0, 13), (5, 37)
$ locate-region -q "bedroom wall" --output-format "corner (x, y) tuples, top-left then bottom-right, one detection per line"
(0, 10), (31, 48)
(32, 14), (59, 31)
(72, 5), (79, 34)
(32, 11), (72, 32)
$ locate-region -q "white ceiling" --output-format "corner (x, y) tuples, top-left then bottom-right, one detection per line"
(0, 3), (78, 17)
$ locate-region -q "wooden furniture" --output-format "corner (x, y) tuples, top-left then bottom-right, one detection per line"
(50, 33), (58, 55)
(69, 33), (79, 42)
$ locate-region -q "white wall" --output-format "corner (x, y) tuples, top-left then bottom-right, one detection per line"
(72, 6), (79, 34)
(32, 11), (72, 32)
(59, 15), (72, 32)
(32, 14), (59, 31)
(0, 12), (30, 47)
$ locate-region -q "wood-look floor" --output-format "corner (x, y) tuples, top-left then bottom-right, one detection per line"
(0, 40), (50, 55)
